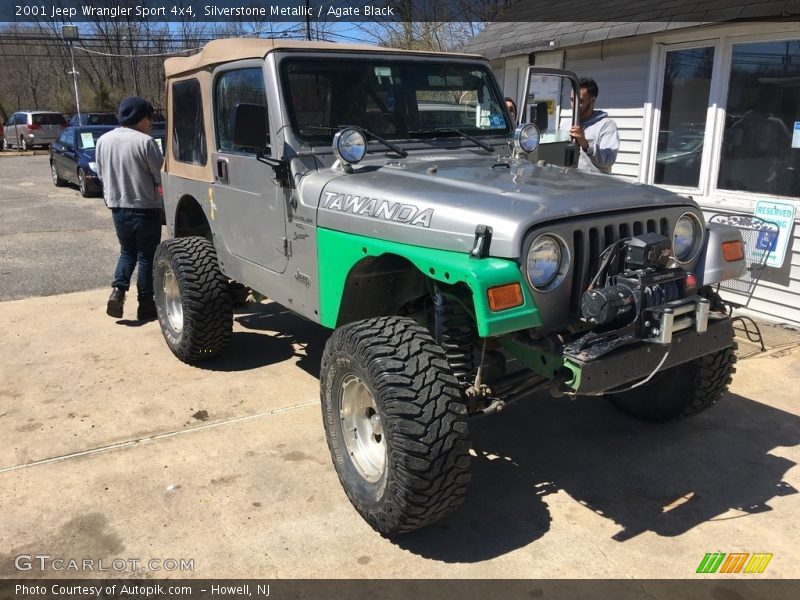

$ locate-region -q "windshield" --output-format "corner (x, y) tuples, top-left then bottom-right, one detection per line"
(281, 58), (510, 144)
(85, 113), (118, 125)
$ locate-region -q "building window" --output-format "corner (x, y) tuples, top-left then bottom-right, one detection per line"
(655, 47), (715, 188)
(214, 68), (268, 154)
(172, 79), (207, 165)
(717, 40), (800, 199)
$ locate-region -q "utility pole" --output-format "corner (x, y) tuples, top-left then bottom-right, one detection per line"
(62, 26), (82, 121)
(305, 0), (312, 40)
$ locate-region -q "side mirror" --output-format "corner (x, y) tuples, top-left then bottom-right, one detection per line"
(231, 103), (267, 150)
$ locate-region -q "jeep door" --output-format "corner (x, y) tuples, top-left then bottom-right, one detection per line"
(211, 62), (287, 274)
(521, 68), (580, 167)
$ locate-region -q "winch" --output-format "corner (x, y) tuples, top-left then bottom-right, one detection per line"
(574, 233), (710, 352)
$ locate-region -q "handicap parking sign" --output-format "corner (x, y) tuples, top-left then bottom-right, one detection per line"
(754, 200), (796, 269)
(755, 229), (778, 252)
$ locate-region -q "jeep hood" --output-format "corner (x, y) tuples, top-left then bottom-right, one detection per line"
(314, 155), (696, 259)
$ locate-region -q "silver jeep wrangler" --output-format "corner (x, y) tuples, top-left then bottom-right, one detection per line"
(156, 39), (746, 535)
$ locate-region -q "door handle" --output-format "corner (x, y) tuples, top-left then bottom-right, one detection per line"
(216, 159), (229, 183)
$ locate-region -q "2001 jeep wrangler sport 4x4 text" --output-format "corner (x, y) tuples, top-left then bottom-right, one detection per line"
(156, 39), (746, 534)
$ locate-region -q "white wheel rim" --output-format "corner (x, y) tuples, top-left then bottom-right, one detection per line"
(340, 374), (386, 482)
(162, 267), (183, 332)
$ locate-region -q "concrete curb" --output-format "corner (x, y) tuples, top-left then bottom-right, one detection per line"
(0, 150), (49, 157)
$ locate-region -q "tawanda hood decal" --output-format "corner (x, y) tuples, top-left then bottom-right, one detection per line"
(322, 191), (434, 228)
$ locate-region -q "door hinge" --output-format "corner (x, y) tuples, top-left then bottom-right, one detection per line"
(282, 237), (291, 257)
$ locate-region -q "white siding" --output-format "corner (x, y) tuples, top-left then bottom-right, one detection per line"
(563, 37), (653, 181)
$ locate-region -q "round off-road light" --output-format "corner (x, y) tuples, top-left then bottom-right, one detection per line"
(333, 128), (367, 165)
(672, 212), (704, 263)
(512, 123), (540, 155)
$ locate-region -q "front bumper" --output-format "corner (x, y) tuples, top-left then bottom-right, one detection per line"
(564, 316), (734, 396)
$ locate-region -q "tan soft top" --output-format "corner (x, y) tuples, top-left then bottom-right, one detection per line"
(164, 38), (482, 78)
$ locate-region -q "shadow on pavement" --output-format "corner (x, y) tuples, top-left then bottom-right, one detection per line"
(183, 303), (800, 563)
(115, 319), (149, 327)
(196, 302), (329, 377)
(394, 390), (799, 562)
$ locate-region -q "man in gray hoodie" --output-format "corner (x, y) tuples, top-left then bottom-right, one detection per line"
(569, 78), (619, 174)
(96, 96), (163, 320)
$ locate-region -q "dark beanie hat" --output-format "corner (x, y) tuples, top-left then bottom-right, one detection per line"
(117, 96), (154, 127)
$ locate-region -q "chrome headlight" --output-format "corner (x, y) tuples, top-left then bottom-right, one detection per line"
(526, 234), (569, 291)
(672, 212), (704, 263)
(88, 161), (98, 174)
(512, 123), (540, 155)
(333, 128), (367, 165)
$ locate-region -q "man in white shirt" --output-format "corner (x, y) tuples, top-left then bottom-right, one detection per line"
(569, 78), (619, 174)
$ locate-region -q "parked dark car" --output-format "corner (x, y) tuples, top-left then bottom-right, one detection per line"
(150, 121), (165, 154)
(68, 112), (119, 127)
(49, 126), (116, 197)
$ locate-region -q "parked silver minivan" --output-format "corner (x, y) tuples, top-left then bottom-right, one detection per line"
(2, 111), (67, 150)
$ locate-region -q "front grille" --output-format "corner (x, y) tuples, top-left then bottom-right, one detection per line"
(522, 206), (699, 333)
(569, 215), (671, 313)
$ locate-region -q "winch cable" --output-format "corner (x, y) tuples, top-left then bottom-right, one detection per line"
(603, 347), (672, 394)
(587, 238), (629, 290)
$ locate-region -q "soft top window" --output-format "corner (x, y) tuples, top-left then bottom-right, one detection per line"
(172, 78), (207, 166)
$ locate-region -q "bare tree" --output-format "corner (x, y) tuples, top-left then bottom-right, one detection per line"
(353, 0), (511, 51)
(2, 1), (435, 120)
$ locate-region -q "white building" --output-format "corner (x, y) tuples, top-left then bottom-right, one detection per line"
(465, 11), (800, 325)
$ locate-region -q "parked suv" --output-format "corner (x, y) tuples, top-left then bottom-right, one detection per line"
(155, 40), (746, 535)
(3, 111), (66, 150)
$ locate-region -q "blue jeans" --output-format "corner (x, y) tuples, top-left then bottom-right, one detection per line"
(111, 208), (162, 300)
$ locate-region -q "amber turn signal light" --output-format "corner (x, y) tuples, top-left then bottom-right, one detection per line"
(722, 240), (745, 262)
(488, 283), (524, 311)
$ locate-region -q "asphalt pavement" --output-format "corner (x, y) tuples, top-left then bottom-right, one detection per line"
(0, 154), (156, 302)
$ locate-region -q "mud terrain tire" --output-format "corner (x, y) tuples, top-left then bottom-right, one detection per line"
(607, 342), (737, 422)
(320, 316), (471, 534)
(154, 237), (232, 363)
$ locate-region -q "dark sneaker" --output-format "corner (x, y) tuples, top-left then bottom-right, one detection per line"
(137, 297), (157, 321)
(106, 288), (126, 318)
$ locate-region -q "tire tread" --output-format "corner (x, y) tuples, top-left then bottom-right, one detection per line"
(154, 237), (232, 363)
(321, 316), (471, 534)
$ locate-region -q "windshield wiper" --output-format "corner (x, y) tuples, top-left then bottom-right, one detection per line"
(363, 128), (408, 158)
(408, 127), (495, 153)
(305, 125), (408, 158)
